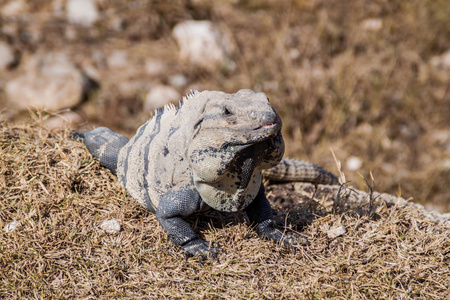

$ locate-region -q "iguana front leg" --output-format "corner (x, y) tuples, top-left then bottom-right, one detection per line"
(155, 187), (219, 260)
(245, 184), (295, 247)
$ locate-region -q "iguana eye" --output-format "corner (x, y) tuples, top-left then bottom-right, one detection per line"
(223, 107), (233, 116)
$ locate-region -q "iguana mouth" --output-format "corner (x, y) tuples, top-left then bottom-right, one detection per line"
(220, 129), (281, 152)
(254, 122), (277, 130)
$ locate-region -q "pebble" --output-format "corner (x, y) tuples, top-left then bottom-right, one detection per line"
(145, 59), (166, 76)
(327, 226), (347, 239)
(1, 0), (28, 17)
(4, 221), (19, 233)
(430, 49), (450, 69)
(66, 0), (99, 26)
(360, 18), (383, 31)
(107, 50), (128, 69)
(346, 156), (363, 171)
(168, 74), (188, 88)
(0, 42), (15, 70)
(100, 219), (121, 234)
(172, 20), (234, 70)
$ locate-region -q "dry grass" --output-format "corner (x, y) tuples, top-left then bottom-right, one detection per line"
(1, 123), (449, 299)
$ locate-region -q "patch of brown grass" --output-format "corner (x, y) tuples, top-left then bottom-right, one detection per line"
(1, 123), (448, 298)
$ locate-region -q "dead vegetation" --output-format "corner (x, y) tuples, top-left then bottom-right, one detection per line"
(1, 123), (448, 299)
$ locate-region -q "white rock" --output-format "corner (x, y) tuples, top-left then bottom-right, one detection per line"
(172, 20), (234, 70)
(0, 42), (15, 69)
(443, 159), (450, 170)
(361, 18), (383, 31)
(2, 23), (19, 36)
(168, 74), (188, 88)
(145, 59), (165, 76)
(289, 48), (300, 59)
(66, 0), (99, 27)
(107, 50), (128, 69)
(1, 0), (28, 17)
(144, 85), (180, 112)
(430, 49), (450, 69)
(44, 111), (83, 130)
(442, 51), (450, 68)
(4, 221), (19, 233)
(100, 219), (121, 234)
(346, 156), (362, 171)
(5, 52), (88, 111)
(327, 226), (346, 239)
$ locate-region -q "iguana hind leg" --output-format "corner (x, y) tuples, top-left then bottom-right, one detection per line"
(71, 127), (129, 176)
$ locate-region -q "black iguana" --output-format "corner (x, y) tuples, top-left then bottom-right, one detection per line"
(71, 89), (338, 260)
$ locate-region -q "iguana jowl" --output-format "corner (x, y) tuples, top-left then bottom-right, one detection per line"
(72, 89), (338, 259)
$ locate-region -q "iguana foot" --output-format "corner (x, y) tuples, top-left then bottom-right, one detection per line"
(182, 238), (220, 264)
(70, 130), (85, 142)
(255, 219), (303, 248)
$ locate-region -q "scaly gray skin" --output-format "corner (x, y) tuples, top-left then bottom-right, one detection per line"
(262, 158), (338, 185)
(71, 89), (338, 260)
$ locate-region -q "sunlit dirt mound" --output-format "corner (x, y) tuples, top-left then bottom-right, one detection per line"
(1, 123), (448, 298)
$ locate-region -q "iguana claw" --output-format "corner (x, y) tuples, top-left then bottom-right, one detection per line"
(255, 219), (305, 250)
(182, 239), (220, 264)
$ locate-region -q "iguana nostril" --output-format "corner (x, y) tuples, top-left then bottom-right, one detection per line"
(250, 111), (276, 124)
(260, 112), (276, 124)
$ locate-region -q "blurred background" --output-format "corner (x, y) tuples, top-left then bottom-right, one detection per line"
(0, 0), (448, 212)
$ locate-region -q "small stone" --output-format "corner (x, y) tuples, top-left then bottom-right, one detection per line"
(44, 111), (83, 130)
(172, 20), (234, 71)
(168, 74), (188, 88)
(360, 18), (383, 31)
(100, 219), (121, 234)
(4, 221), (19, 233)
(1, 0), (28, 17)
(430, 49), (450, 69)
(443, 159), (450, 170)
(107, 50), (128, 69)
(145, 59), (165, 76)
(0, 42), (16, 70)
(5, 52), (92, 111)
(289, 49), (300, 60)
(66, 0), (99, 27)
(144, 85), (180, 112)
(327, 226), (346, 239)
(346, 156), (362, 171)
(2, 23), (19, 36)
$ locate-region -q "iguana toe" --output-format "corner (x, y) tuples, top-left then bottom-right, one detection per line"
(182, 239), (220, 263)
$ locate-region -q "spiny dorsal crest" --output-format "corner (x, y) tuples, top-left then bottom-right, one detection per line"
(152, 90), (199, 118)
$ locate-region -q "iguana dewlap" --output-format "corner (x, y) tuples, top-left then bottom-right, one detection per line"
(72, 89), (338, 259)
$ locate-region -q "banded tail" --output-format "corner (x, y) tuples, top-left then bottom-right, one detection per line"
(71, 127), (129, 175)
(262, 158), (339, 185)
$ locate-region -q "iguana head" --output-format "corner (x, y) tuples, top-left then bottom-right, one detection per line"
(184, 89), (285, 211)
